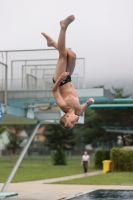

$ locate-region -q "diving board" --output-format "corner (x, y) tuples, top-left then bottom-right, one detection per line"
(0, 88), (114, 106)
(101, 126), (133, 134)
(0, 88), (114, 124)
(0, 192), (18, 199)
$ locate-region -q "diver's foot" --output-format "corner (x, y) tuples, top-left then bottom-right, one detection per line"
(41, 32), (55, 47)
(60, 15), (75, 29)
(86, 98), (94, 106)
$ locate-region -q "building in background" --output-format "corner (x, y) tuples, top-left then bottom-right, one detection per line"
(33, 126), (45, 148)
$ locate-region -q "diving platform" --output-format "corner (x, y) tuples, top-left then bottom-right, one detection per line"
(0, 192), (18, 199)
(0, 49), (115, 124)
(101, 126), (133, 134)
(0, 88), (114, 105)
(1, 48), (133, 125)
(0, 88), (114, 124)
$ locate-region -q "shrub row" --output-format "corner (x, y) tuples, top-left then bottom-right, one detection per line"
(94, 149), (110, 169)
(110, 148), (133, 171)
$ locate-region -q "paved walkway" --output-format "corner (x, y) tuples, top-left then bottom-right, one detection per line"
(0, 171), (132, 200)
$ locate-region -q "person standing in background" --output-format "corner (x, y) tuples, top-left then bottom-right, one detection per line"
(81, 151), (90, 174)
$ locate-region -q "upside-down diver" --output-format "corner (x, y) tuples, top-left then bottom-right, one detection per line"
(41, 15), (94, 129)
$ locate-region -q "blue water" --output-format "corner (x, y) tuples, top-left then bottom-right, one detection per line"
(69, 190), (133, 200)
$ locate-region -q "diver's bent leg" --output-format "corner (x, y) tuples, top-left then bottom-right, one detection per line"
(66, 49), (76, 76)
(41, 15), (75, 81)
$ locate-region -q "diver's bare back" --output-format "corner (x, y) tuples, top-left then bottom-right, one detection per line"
(59, 82), (81, 114)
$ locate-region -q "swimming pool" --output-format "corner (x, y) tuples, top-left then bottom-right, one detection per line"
(64, 189), (133, 200)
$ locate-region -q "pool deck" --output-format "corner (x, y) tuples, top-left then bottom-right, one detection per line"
(0, 171), (132, 200)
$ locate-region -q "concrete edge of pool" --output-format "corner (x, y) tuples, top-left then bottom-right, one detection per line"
(64, 189), (95, 200)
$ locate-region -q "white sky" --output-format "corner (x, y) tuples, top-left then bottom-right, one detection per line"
(0, 0), (133, 90)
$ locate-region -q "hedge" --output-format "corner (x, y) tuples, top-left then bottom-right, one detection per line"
(94, 149), (110, 169)
(110, 148), (133, 171)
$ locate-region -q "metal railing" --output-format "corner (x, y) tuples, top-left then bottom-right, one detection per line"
(0, 75), (82, 90)
(0, 49), (86, 91)
(0, 62), (7, 105)
(11, 58), (85, 90)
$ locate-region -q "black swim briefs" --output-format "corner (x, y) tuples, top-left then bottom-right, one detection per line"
(53, 75), (71, 86)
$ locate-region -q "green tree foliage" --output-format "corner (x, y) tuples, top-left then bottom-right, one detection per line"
(0, 126), (6, 134)
(6, 133), (27, 165)
(52, 151), (67, 165)
(6, 125), (27, 135)
(74, 108), (108, 145)
(74, 107), (115, 146)
(74, 87), (133, 146)
(5, 125), (28, 165)
(6, 133), (26, 154)
(96, 87), (132, 126)
(44, 124), (76, 165)
(112, 87), (131, 98)
(94, 87), (133, 145)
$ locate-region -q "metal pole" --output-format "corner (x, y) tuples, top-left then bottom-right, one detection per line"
(11, 61), (13, 90)
(1, 121), (41, 192)
(5, 52), (8, 106)
(83, 58), (85, 88)
(5, 67), (7, 106)
(0, 62), (7, 107)
(25, 61), (27, 89)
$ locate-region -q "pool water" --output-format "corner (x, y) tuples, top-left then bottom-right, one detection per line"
(66, 190), (133, 200)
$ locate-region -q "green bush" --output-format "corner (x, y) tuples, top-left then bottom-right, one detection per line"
(52, 151), (67, 165)
(110, 148), (120, 170)
(110, 148), (133, 171)
(94, 149), (110, 169)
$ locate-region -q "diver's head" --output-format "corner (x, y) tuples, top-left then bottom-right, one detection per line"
(59, 113), (79, 130)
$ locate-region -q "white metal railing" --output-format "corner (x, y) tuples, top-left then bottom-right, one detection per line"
(11, 58), (85, 90)
(0, 49), (86, 91)
(26, 74), (37, 90)
(1, 75), (84, 90)
(0, 62), (7, 105)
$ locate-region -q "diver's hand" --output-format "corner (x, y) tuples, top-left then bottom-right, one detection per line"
(57, 72), (69, 82)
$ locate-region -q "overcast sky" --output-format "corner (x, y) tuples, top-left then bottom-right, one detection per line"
(0, 0), (133, 91)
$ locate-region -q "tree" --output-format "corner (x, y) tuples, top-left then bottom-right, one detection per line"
(6, 125), (27, 135)
(94, 87), (133, 146)
(44, 124), (76, 165)
(74, 108), (111, 147)
(5, 125), (28, 165)
(6, 133), (27, 165)
(0, 126), (6, 134)
(74, 87), (133, 147)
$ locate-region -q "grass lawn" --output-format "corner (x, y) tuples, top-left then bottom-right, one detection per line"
(0, 155), (96, 183)
(53, 172), (133, 185)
